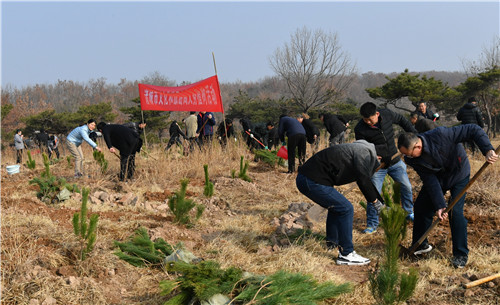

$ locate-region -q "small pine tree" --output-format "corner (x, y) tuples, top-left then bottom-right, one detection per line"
(369, 178), (418, 305)
(72, 188), (99, 260)
(168, 179), (205, 226)
(66, 155), (72, 168)
(238, 156), (252, 182)
(26, 150), (36, 169)
(29, 153), (78, 203)
(93, 150), (108, 173)
(114, 227), (176, 268)
(203, 164), (214, 197)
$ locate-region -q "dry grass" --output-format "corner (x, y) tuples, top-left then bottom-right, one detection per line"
(2, 136), (500, 304)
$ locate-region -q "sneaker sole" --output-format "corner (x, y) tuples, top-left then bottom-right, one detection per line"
(362, 230), (377, 234)
(414, 245), (433, 255)
(336, 259), (370, 266)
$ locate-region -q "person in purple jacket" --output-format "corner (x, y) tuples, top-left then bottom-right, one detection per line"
(397, 125), (498, 268)
(278, 114), (306, 173)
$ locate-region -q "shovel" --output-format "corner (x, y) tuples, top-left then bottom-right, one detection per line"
(400, 145), (500, 257)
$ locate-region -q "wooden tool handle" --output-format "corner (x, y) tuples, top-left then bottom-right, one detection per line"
(464, 273), (500, 289)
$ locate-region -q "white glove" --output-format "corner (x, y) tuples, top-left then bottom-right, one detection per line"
(250, 134), (254, 138)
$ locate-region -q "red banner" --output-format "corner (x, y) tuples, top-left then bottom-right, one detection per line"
(138, 75), (224, 113)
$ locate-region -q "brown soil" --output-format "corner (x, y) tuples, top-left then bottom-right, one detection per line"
(1, 145), (499, 305)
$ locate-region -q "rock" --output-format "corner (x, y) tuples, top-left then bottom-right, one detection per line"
(487, 281), (495, 288)
(56, 265), (77, 277)
(469, 274), (479, 281)
(157, 203), (169, 211)
(88, 195), (102, 205)
(118, 193), (138, 206)
(66, 276), (80, 287)
(28, 299), (40, 305)
(41, 296), (57, 305)
(464, 289), (475, 297)
(97, 191), (110, 202)
(107, 268), (116, 276)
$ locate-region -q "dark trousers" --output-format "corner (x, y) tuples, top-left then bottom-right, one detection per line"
(48, 147), (60, 159)
(166, 136), (183, 150)
(119, 153), (136, 181)
(412, 175), (469, 257)
(16, 149), (23, 164)
(296, 173), (354, 255)
(287, 134), (307, 172)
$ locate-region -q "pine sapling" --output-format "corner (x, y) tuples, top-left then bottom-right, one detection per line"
(114, 227), (176, 268)
(93, 150), (108, 173)
(26, 150), (36, 169)
(72, 188), (99, 260)
(203, 164), (214, 197)
(168, 179), (205, 226)
(238, 155), (252, 182)
(67, 155), (72, 168)
(369, 178), (418, 305)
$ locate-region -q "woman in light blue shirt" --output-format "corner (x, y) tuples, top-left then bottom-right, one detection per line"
(66, 119), (101, 177)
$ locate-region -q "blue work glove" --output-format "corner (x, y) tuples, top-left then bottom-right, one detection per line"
(265, 146), (269, 150)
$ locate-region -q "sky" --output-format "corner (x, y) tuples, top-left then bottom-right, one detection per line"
(1, 0), (499, 88)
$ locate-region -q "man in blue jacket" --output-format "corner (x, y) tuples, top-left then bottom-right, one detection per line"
(196, 111), (216, 145)
(278, 114), (307, 173)
(397, 125), (498, 268)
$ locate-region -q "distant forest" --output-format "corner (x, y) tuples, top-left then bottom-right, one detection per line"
(1, 70), (467, 123)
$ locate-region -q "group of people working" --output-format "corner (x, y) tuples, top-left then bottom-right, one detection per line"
(295, 99), (497, 269)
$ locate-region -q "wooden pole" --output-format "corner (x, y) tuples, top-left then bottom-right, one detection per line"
(141, 110), (148, 149)
(212, 52), (227, 143)
(464, 273), (500, 289)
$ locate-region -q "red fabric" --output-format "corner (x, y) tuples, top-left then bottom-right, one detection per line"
(277, 146), (288, 160)
(138, 75), (224, 113)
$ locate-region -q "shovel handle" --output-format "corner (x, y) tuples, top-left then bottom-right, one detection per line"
(408, 145), (500, 255)
(464, 273), (500, 289)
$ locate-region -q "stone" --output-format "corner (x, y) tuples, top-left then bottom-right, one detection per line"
(28, 299), (40, 305)
(41, 296), (57, 305)
(66, 276), (80, 287)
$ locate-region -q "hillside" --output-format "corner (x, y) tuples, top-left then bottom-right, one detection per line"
(1, 138), (499, 305)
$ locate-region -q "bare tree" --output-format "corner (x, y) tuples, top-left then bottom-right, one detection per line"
(269, 26), (356, 112)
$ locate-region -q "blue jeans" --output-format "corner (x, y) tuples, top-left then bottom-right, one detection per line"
(296, 173), (354, 255)
(413, 175), (469, 257)
(367, 160), (413, 228)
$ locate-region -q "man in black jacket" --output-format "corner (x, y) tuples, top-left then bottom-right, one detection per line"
(319, 113), (349, 146)
(264, 121), (280, 150)
(415, 101), (439, 121)
(297, 113), (320, 154)
(296, 140), (385, 265)
(97, 122), (141, 181)
(457, 97), (485, 153)
(165, 121), (186, 151)
(354, 102), (417, 234)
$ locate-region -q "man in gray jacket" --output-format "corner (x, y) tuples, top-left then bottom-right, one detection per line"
(296, 140), (385, 266)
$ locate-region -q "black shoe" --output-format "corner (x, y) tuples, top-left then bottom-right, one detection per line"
(452, 255), (468, 268)
(413, 242), (433, 255)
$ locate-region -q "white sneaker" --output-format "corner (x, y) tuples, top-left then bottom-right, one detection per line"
(336, 251), (371, 266)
